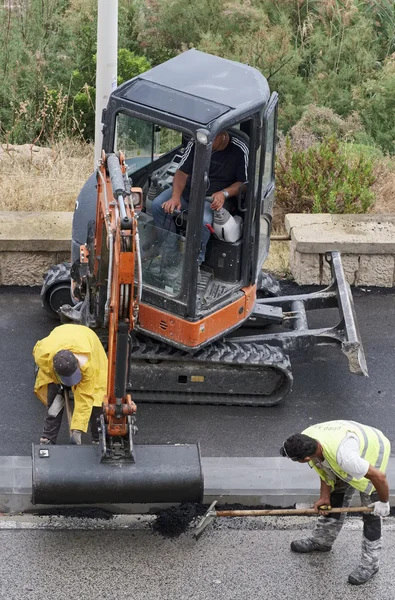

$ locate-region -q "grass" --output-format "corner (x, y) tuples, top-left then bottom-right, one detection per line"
(264, 240), (292, 279)
(0, 139), (93, 212)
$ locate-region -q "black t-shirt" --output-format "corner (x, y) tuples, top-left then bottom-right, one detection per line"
(177, 135), (248, 202)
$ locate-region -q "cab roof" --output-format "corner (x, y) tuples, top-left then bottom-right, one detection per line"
(113, 50), (270, 126)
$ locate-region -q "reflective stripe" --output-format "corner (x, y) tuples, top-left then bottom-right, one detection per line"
(330, 420), (366, 485)
(348, 421), (386, 494)
(348, 420), (385, 468)
(372, 426), (385, 469)
(367, 427), (386, 493)
(347, 420), (368, 458)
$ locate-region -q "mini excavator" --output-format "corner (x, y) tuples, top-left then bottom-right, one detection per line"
(34, 50), (367, 506)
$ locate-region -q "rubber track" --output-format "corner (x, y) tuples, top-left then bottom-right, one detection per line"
(39, 265), (293, 406)
(129, 336), (293, 406)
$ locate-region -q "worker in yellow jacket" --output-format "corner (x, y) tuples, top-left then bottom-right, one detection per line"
(33, 324), (108, 445)
(281, 420), (391, 586)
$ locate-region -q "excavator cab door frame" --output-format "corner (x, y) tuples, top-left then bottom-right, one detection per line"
(252, 92), (278, 278)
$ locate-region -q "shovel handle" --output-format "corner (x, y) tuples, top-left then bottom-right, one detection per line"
(216, 506), (373, 517)
(64, 389), (72, 434)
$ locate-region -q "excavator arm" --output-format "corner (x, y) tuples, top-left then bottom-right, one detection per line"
(31, 154), (204, 506)
(93, 152), (141, 461)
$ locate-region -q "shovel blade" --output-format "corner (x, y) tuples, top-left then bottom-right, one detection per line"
(32, 443), (203, 505)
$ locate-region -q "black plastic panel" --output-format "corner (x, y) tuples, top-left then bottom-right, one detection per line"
(204, 238), (242, 282)
(32, 444), (203, 505)
(124, 80), (230, 124)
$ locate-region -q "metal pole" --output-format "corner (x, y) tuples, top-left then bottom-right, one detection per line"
(94, 0), (118, 165)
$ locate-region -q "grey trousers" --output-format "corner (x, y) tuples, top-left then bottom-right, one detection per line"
(311, 479), (382, 572)
(312, 479), (381, 546)
(42, 383), (101, 443)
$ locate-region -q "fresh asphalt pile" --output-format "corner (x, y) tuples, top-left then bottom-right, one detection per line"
(152, 503), (208, 538)
(151, 503), (287, 538)
(37, 507), (115, 520)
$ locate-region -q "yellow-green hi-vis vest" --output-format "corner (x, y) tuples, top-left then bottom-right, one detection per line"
(302, 420), (391, 494)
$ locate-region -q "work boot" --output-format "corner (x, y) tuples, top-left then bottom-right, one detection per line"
(291, 538), (332, 553)
(348, 566), (379, 585)
(348, 536), (381, 586)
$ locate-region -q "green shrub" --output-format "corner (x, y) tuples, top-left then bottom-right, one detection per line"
(275, 136), (376, 216)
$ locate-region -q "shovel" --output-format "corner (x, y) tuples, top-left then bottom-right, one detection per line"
(64, 388), (73, 434)
(194, 500), (373, 540)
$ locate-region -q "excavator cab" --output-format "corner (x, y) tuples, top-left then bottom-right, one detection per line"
(70, 49), (277, 348)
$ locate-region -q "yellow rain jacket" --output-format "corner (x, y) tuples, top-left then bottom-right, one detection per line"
(33, 324), (108, 432)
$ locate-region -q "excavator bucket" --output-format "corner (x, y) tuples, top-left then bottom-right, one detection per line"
(31, 443), (203, 505)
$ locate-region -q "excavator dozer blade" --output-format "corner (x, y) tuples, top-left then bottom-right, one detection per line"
(31, 443), (203, 505)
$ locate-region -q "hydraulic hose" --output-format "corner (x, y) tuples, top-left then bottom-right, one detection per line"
(97, 167), (114, 328)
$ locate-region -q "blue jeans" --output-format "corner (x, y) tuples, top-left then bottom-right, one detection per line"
(151, 187), (213, 264)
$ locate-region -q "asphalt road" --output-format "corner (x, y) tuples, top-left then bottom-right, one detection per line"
(0, 286), (394, 458)
(1, 516), (395, 600)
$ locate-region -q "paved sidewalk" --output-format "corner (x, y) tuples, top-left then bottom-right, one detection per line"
(0, 516), (394, 600)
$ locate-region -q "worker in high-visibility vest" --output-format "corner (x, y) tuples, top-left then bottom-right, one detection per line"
(280, 420), (391, 586)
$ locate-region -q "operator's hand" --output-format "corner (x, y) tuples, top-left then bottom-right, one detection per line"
(70, 430), (82, 445)
(370, 501), (390, 517)
(210, 191), (226, 211)
(162, 197), (181, 214)
(314, 497), (332, 515)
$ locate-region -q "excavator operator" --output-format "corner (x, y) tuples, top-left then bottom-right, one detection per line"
(151, 129), (248, 273)
(33, 324), (107, 445)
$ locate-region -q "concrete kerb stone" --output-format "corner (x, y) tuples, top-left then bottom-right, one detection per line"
(285, 214), (395, 256)
(1, 455), (395, 514)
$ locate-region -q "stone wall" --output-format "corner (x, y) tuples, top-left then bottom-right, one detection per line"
(0, 212), (72, 286)
(286, 214), (395, 287)
(0, 211), (394, 287)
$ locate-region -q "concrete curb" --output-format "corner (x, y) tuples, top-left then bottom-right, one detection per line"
(285, 214), (395, 286)
(1, 456), (395, 514)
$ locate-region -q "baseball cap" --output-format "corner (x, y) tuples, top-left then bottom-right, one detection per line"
(53, 350), (82, 387)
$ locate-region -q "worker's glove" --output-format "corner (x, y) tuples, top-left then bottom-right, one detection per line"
(69, 430), (82, 445)
(47, 393), (65, 418)
(370, 501), (390, 517)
